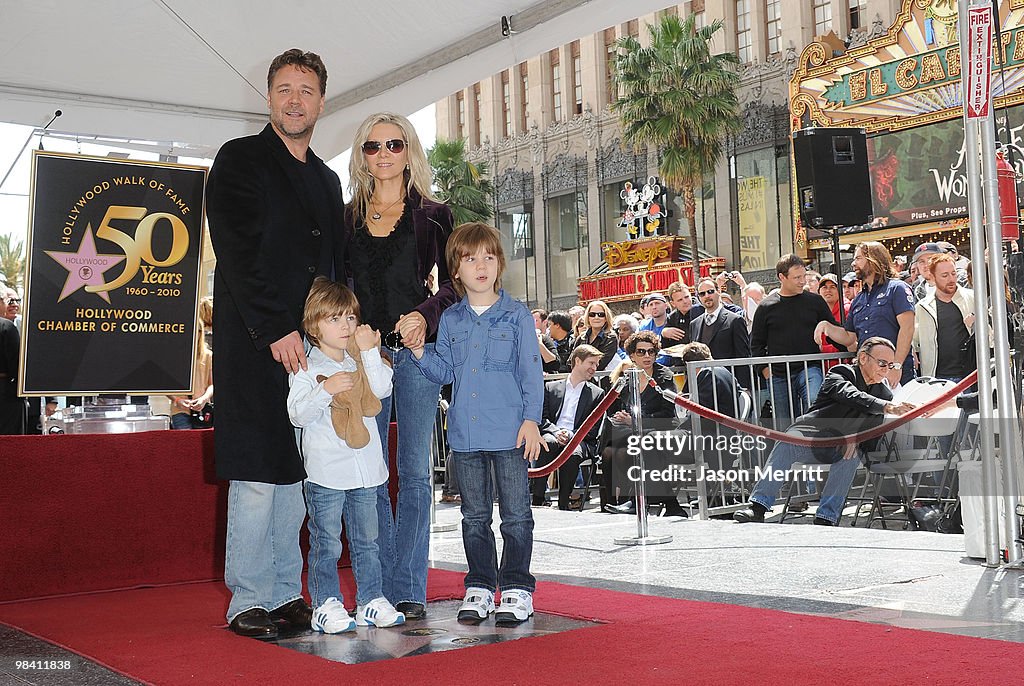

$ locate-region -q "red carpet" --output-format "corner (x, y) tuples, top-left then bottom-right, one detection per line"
(1, 427), (404, 602)
(1, 567), (1021, 685)
(0, 431), (226, 601)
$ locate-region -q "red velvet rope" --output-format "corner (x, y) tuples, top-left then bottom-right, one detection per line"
(527, 380), (624, 478)
(659, 369), (979, 448)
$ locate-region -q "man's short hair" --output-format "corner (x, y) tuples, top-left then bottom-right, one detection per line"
(624, 330), (661, 354)
(859, 336), (895, 355)
(531, 308), (549, 322)
(268, 48), (328, 95)
(446, 222), (506, 296)
(927, 253), (956, 271)
(548, 311), (571, 332)
(680, 342), (712, 362)
(302, 276), (359, 348)
(695, 277), (717, 292)
(776, 253), (805, 278)
(666, 281), (689, 298)
(569, 344), (602, 367)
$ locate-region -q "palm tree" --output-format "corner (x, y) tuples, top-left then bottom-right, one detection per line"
(427, 138), (494, 225)
(612, 14), (742, 279)
(0, 233), (24, 292)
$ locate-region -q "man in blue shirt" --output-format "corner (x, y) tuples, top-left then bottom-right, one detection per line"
(639, 292), (670, 337)
(818, 241), (915, 385)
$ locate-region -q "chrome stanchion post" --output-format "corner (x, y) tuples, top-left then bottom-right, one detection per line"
(429, 398), (457, 534)
(615, 367), (672, 546)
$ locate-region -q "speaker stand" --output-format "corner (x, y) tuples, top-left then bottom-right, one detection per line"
(826, 225), (846, 326)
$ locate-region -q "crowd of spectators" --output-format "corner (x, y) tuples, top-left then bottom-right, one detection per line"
(529, 238), (1015, 520)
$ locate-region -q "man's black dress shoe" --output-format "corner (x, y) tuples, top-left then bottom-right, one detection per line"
(396, 601), (426, 620)
(229, 608), (278, 638)
(603, 501), (636, 515)
(733, 507), (765, 523)
(661, 503), (689, 517)
(269, 598), (312, 629)
(813, 516), (836, 527)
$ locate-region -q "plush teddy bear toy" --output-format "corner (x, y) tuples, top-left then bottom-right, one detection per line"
(316, 337), (383, 449)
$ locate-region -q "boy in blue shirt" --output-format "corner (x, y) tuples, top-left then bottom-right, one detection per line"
(409, 222), (545, 624)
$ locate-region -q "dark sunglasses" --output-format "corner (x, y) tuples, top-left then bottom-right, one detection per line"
(587, 311), (606, 318)
(362, 139), (406, 155)
(864, 351), (896, 369)
(633, 348), (657, 356)
(7, 298), (20, 304)
(696, 289), (716, 297)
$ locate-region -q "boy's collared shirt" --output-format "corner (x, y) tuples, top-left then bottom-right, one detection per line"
(287, 345), (393, 490)
(414, 289), (543, 452)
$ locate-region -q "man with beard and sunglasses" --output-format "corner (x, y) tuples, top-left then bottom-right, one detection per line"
(207, 49), (344, 639)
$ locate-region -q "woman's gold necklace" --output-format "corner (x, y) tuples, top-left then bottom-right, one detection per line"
(370, 195), (404, 221)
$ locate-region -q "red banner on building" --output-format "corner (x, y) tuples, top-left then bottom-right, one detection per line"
(578, 257), (726, 304)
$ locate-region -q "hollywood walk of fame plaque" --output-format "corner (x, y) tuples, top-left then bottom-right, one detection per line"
(19, 151), (207, 396)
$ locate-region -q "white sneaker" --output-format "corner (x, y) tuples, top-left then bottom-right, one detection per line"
(355, 597), (406, 628)
(457, 587), (495, 621)
(311, 597), (356, 634)
(495, 589), (534, 624)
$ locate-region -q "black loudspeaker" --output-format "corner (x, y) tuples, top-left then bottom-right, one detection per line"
(792, 127), (873, 230)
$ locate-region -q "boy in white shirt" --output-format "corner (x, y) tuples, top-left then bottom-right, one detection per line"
(287, 277), (404, 632)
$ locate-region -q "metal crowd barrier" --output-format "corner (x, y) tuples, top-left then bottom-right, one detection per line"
(681, 352), (852, 520)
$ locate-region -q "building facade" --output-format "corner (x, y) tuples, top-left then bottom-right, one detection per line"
(436, 1), (903, 309)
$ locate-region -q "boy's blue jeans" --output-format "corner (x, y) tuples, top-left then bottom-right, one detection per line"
(453, 447), (536, 593)
(305, 481), (383, 608)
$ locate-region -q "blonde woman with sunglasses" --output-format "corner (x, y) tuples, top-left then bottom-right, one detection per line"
(572, 300), (618, 370)
(342, 112), (456, 620)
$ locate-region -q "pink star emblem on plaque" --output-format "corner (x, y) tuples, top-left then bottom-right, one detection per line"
(45, 224), (126, 303)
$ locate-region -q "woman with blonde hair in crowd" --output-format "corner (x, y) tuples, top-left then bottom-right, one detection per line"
(168, 321), (213, 429)
(342, 112), (455, 620)
(198, 295), (214, 351)
(572, 299), (618, 370)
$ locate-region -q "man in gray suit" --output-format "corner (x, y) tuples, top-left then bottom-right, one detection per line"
(689, 277), (751, 387)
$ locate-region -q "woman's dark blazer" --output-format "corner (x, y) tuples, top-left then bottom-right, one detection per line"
(340, 188), (456, 340)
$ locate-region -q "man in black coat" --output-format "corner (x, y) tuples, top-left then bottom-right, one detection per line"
(689, 278), (751, 387)
(530, 345), (605, 510)
(733, 337), (916, 526)
(206, 49), (344, 639)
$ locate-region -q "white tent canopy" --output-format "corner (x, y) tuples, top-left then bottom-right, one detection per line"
(0, 0), (668, 160)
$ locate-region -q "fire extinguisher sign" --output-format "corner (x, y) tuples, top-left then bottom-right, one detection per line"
(964, 6), (993, 121)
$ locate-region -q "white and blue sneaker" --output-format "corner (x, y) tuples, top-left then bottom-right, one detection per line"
(495, 589), (534, 624)
(311, 597), (356, 634)
(457, 587), (495, 622)
(355, 597), (406, 628)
